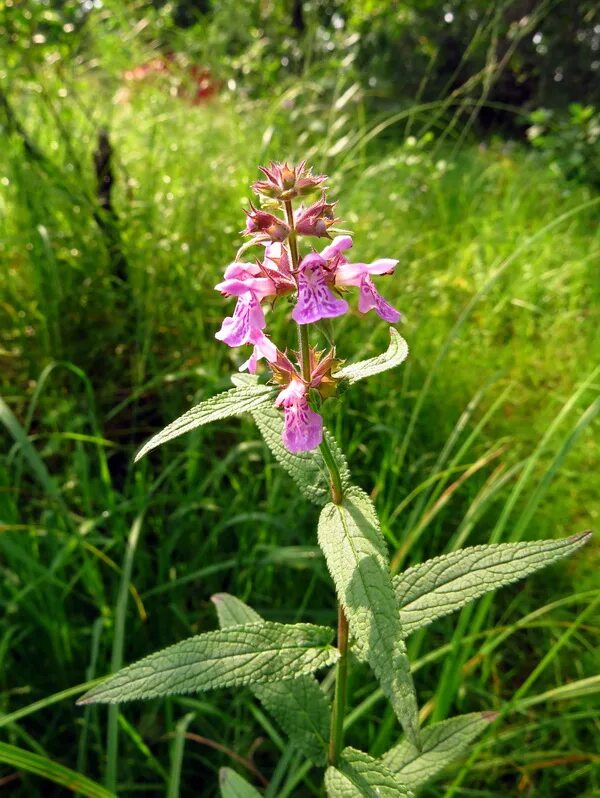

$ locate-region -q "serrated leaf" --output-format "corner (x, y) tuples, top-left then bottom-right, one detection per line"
(230, 373), (260, 388)
(212, 593), (331, 764)
(134, 384), (276, 461)
(382, 712), (495, 789)
(252, 402), (351, 505)
(77, 622), (338, 705)
(333, 328), (408, 384)
(394, 532), (591, 638)
(318, 487), (420, 746)
(325, 747), (412, 797)
(219, 768), (263, 797)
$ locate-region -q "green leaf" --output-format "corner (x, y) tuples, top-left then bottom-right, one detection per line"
(252, 403), (351, 505)
(77, 622), (338, 705)
(219, 768), (263, 797)
(134, 384), (276, 461)
(318, 488), (420, 746)
(382, 712), (495, 789)
(333, 328), (409, 384)
(325, 747), (412, 797)
(394, 532), (591, 638)
(212, 593), (331, 764)
(0, 742), (116, 798)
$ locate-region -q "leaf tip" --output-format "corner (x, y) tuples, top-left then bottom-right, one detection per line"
(481, 710), (499, 722)
(133, 445), (148, 463)
(75, 692), (94, 706)
(571, 529), (593, 546)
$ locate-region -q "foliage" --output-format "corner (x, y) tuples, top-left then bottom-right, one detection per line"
(526, 103), (600, 186)
(0, 3), (599, 795)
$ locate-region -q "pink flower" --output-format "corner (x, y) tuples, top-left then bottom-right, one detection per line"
(215, 293), (266, 348)
(238, 331), (278, 374)
(275, 379), (323, 452)
(335, 257), (402, 323)
(292, 252), (349, 325)
(261, 242), (296, 295)
(320, 234), (353, 262)
(215, 262), (275, 301)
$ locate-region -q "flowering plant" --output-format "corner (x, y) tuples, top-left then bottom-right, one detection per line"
(78, 162), (590, 796)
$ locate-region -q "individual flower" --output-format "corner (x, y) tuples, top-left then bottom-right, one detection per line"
(238, 330), (277, 374)
(275, 378), (323, 452)
(261, 242), (296, 295)
(215, 261), (275, 301)
(252, 161), (327, 201)
(215, 292), (267, 348)
(292, 252), (349, 325)
(243, 203), (290, 242)
(294, 196), (337, 238)
(335, 258), (402, 323)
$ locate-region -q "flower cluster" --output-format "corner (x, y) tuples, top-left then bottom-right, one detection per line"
(215, 162), (402, 453)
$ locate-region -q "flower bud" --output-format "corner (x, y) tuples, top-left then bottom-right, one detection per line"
(243, 205), (289, 242)
(294, 197), (337, 238)
(252, 161), (327, 201)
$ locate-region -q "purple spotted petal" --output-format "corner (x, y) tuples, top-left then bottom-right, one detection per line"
(358, 275), (402, 323)
(292, 263), (348, 325)
(275, 380), (323, 452)
(282, 401), (323, 452)
(238, 331), (278, 373)
(215, 294), (265, 347)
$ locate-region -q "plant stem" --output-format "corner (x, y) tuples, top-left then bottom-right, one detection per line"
(283, 200), (312, 383)
(328, 605), (349, 766)
(297, 323), (312, 383)
(320, 433), (348, 764)
(319, 435), (343, 505)
(284, 195), (349, 765)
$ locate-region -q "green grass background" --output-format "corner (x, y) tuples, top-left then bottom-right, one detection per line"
(1, 21), (599, 798)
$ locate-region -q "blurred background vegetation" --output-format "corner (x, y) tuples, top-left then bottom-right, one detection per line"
(0, 1), (599, 796)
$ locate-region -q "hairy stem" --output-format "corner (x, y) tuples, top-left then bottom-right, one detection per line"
(328, 605), (349, 766)
(320, 435), (347, 764)
(319, 435), (344, 505)
(284, 196), (349, 764)
(284, 199), (312, 383)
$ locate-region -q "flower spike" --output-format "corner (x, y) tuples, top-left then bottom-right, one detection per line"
(214, 160), (402, 451)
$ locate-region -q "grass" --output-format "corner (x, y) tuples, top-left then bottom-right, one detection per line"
(1, 28), (599, 798)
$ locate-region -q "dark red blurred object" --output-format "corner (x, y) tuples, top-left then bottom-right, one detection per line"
(122, 54), (219, 105)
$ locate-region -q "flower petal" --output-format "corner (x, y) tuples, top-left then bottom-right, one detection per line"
(292, 263), (348, 324)
(358, 275), (402, 323)
(282, 401), (323, 452)
(215, 294), (266, 347)
(320, 235), (353, 261)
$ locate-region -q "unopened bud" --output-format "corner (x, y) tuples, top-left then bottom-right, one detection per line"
(252, 161), (327, 201)
(295, 197), (337, 238)
(243, 206), (290, 242)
